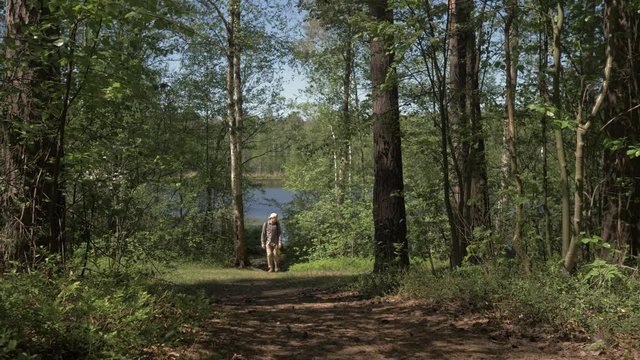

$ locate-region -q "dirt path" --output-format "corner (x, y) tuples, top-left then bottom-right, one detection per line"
(171, 273), (611, 360)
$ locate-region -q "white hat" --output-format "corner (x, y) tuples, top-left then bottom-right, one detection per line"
(269, 213), (278, 219)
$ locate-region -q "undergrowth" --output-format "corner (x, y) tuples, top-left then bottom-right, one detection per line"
(394, 260), (640, 344)
(0, 266), (209, 359)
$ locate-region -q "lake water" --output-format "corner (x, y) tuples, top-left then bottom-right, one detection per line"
(245, 187), (295, 221)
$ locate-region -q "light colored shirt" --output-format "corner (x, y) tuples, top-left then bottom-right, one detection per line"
(261, 221), (282, 247)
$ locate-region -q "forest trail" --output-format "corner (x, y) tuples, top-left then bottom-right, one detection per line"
(164, 268), (609, 360)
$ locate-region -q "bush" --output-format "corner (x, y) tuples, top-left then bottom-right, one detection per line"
(395, 260), (640, 343)
(0, 268), (208, 359)
(285, 195), (373, 262)
(398, 263), (503, 310)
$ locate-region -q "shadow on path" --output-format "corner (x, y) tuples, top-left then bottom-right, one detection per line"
(158, 269), (605, 360)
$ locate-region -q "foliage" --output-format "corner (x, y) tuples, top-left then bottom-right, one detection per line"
(1, 0), (640, 353)
(347, 272), (403, 298)
(285, 194), (373, 261)
(396, 261), (640, 341)
(0, 267), (208, 359)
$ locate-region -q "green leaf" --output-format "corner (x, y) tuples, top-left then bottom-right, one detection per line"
(125, 11), (141, 20)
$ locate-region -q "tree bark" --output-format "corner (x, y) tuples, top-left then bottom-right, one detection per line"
(369, 0), (409, 273)
(600, 0), (640, 263)
(1, 0), (64, 267)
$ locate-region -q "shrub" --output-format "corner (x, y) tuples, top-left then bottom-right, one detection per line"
(349, 272), (403, 298)
(395, 260), (640, 343)
(398, 263), (503, 310)
(0, 268), (208, 359)
(285, 195), (373, 261)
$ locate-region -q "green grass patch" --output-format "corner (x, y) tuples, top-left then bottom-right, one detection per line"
(161, 261), (284, 285)
(288, 257), (373, 275)
(162, 258), (371, 287)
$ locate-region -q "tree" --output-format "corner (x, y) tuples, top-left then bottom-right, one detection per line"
(207, 0), (250, 267)
(227, 0), (249, 268)
(562, 0), (610, 271)
(369, 0), (409, 272)
(503, 0), (531, 272)
(550, 0), (571, 258)
(600, 0), (640, 262)
(1, 0), (64, 267)
(298, 1), (363, 205)
(536, 0), (552, 259)
(447, 0), (489, 267)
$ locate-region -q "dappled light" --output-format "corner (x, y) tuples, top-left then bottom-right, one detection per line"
(1, 0), (639, 358)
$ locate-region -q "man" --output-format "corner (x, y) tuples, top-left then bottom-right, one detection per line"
(261, 213), (283, 272)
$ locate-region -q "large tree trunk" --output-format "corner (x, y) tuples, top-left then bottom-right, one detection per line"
(369, 0), (409, 273)
(447, 0), (489, 267)
(1, 0), (64, 267)
(600, 0), (640, 263)
(226, 0), (248, 268)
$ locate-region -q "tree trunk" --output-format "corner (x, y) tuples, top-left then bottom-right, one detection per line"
(337, 35), (353, 205)
(537, 0), (552, 259)
(226, 0), (248, 268)
(504, 0), (530, 273)
(1, 0), (64, 267)
(447, 0), (489, 267)
(369, 0), (409, 273)
(600, 0), (640, 263)
(551, 0), (571, 258)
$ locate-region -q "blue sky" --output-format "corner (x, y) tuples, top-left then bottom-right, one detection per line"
(274, 0), (309, 104)
(280, 64), (309, 103)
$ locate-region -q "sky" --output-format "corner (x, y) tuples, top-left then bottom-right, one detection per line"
(272, 0), (310, 104)
(163, 0), (310, 106)
(280, 64), (309, 103)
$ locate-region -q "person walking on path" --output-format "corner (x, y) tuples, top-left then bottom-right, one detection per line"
(261, 213), (283, 272)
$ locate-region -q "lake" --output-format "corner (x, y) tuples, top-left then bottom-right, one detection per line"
(245, 187), (295, 221)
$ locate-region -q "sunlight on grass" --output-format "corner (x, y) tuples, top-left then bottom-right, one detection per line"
(162, 263), (271, 285)
(288, 257), (373, 274)
(162, 258), (372, 286)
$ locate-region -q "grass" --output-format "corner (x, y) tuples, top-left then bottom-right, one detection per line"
(288, 257), (373, 275)
(163, 262), (281, 285)
(161, 257), (373, 286)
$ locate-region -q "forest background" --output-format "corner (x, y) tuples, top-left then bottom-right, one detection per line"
(0, 0), (639, 358)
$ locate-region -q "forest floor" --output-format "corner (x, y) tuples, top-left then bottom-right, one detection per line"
(157, 263), (633, 360)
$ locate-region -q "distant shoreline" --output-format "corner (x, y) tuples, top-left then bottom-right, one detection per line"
(248, 173), (284, 187)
